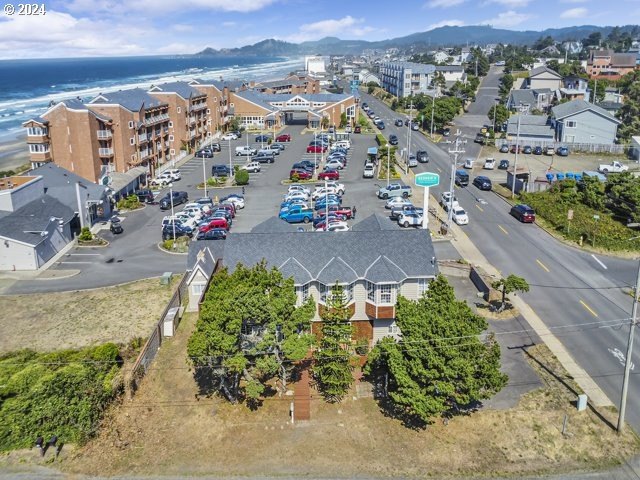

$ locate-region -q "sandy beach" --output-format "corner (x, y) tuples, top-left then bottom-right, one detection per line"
(0, 132), (30, 172)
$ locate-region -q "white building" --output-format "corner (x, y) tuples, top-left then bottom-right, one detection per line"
(305, 56), (326, 75)
(379, 61), (436, 98)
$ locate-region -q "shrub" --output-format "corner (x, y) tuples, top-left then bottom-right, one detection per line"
(116, 194), (141, 211)
(235, 169), (249, 186)
(78, 227), (93, 241)
(162, 236), (190, 253)
(206, 177), (218, 186)
(291, 172), (300, 182)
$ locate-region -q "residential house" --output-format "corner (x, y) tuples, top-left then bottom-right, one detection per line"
(562, 41), (583, 55)
(560, 75), (589, 101)
(188, 78), (233, 130)
(587, 49), (637, 79)
(379, 61), (436, 98)
(0, 175), (77, 271)
(506, 89), (553, 113)
(434, 65), (466, 84)
(186, 215), (438, 343)
(526, 66), (563, 91)
(186, 244), (217, 311)
(433, 51), (450, 63)
(506, 115), (555, 144)
(356, 69), (381, 86)
(551, 99), (621, 144)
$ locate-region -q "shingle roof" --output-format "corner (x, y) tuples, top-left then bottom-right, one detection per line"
(382, 61), (436, 75)
(0, 195), (74, 245)
(552, 99), (620, 123)
(509, 89), (536, 106)
(214, 229), (436, 285)
(529, 66), (561, 78)
(186, 244), (217, 283)
(434, 65), (464, 72)
(90, 88), (167, 112)
(150, 82), (206, 100)
(251, 216), (303, 233)
(351, 213), (398, 231)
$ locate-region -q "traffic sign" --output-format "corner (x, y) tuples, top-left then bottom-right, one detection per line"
(415, 172), (440, 188)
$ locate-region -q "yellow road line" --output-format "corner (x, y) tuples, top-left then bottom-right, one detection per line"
(498, 225), (509, 235)
(475, 204), (484, 212)
(536, 259), (550, 272)
(580, 300), (598, 317)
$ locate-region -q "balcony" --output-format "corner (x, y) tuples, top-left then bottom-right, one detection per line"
(365, 302), (395, 319)
(189, 130), (197, 139)
(97, 130), (113, 139)
(144, 113), (170, 126)
(189, 103), (207, 113)
(139, 149), (152, 160)
(26, 130), (49, 142)
(98, 147), (114, 157)
(138, 133), (150, 143)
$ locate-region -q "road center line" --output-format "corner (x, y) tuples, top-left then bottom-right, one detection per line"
(475, 204), (484, 212)
(536, 259), (550, 272)
(579, 300), (599, 317)
(498, 225), (509, 235)
(591, 254), (608, 270)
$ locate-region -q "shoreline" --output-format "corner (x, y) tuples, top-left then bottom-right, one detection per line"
(0, 132), (30, 172)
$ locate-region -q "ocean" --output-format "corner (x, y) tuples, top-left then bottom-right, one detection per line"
(0, 55), (303, 141)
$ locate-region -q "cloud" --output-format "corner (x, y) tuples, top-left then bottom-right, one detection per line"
(560, 7), (588, 17)
(480, 10), (535, 27)
(222, 21), (237, 27)
(426, 19), (465, 30)
(285, 16), (376, 42)
(171, 24), (194, 32)
(560, 0), (588, 3)
(424, 0), (466, 8)
(63, 0), (278, 16)
(485, 0), (531, 7)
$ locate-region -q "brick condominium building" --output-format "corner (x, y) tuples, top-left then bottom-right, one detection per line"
(587, 49), (637, 80)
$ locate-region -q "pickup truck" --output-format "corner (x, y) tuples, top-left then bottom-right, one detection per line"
(377, 183), (412, 199)
(279, 205), (314, 223)
(598, 161), (628, 174)
(390, 204), (424, 220)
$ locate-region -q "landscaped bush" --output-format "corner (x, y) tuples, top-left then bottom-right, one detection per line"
(116, 194), (141, 211)
(78, 227), (93, 242)
(162, 236), (190, 253)
(235, 169), (249, 186)
(0, 344), (123, 451)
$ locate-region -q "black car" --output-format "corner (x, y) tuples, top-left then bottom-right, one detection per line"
(211, 164), (232, 176)
(416, 150), (429, 163)
(473, 175), (492, 191)
(252, 154), (275, 164)
(162, 223), (191, 240)
(498, 159), (510, 170)
(455, 169), (469, 187)
(255, 134), (271, 143)
(377, 122), (385, 130)
(499, 144), (509, 153)
(159, 191), (188, 210)
(533, 146), (543, 155)
(394, 119), (404, 127)
(196, 228), (227, 241)
(135, 189), (154, 203)
(194, 150), (213, 158)
(109, 216), (123, 234)
(292, 162), (314, 172)
(388, 134), (398, 145)
(442, 127), (451, 137)
(299, 159), (320, 169)
(522, 145), (532, 154)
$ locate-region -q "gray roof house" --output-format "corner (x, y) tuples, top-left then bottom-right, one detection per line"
(506, 115), (555, 143)
(551, 99), (621, 145)
(526, 66), (562, 91)
(186, 216), (438, 343)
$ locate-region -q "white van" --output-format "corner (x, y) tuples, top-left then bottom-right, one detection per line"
(333, 140), (351, 150)
(235, 146), (257, 156)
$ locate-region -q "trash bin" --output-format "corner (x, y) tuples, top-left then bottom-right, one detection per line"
(556, 172), (565, 181)
(574, 172), (583, 182)
(546, 172), (554, 183)
(566, 172), (575, 180)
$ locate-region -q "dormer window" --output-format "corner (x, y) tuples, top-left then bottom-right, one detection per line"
(366, 281), (397, 305)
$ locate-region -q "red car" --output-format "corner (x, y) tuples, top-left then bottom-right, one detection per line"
(510, 145), (521, 154)
(199, 217), (229, 232)
(290, 169), (312, 180)
(318, 169), (340, 180)
(306, 145), (326, 154)
(354, 125), (361, 134)
(317, 205), (352, 219)
(276, 134), (291, 142)
(216, 203), (236, 218)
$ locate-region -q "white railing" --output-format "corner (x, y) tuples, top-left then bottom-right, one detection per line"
(98, 147), (114, 156)
(97, 130), (113, 139)
(138, 133), (150, 143)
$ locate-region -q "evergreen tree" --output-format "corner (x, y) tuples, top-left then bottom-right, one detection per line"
(491, 274), (530, 312)
(365, 275), (507, 425)
(313, 284), (355, 402)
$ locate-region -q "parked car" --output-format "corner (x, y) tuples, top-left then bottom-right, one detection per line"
(320, 222), (350, 232)
(483, 158), (496, 170)
(307, 145), (325, 154)
(275, 134), (291, 142)
(159, 191), (188, 210)
(222, 132), (238, 140)
(363, 163), (375, 178)
(211, 164), (232, 177)
(259, 145), (280, 156)
(318, 169), (340, 180)
(498, 159), (510, 170)
(377, 183), (412, 199)
(325, 158), (344, 170)
(290, 169), (312, 180)
(510, 145), (521, 154)
(398, 212), (423, 228)
(253, 154), (275, 164)
(452, 206), (469, 225)
(389, 134), (398, 145)
(288, 184), (311, 196)
(416, 150), (429, 163)
(598, 161), (629, 174)
(475, 132), (486, 144)
(377, 122), (385, 130)
(411, 122), (419, 131)
(390, 204), (423, 220)
(440, 192), (459, 211)
(386, 197), (412, 210)
(314, 197), (341, 211)
(109, 216), (123, 234)
(271, 143), (286, 152)
(196, 228), (227, 241)
(235, 145), (257, 156)
(473, 175), (492, 191)
(354, 125), (361, 134)
(279, 205), (314, 223)
(442, 127), (451, 137)
(254, 134), (271, 143)
(284, 190), (310, 202)
(394, 119), (403, 127)
(545, 146), (555, 155)
(533, 146), (543, 155)
(199, 217), (229, 232)
(241, 162), (261, 173)
(135, 189), (154, 203)
(333, 140), (351, 150)
(299, 159), (320, 169)
(407, 154), (418, 168)
(455, 169), (469, 187)
(556, 146), (570, 157)
(195, 197), (214, 207)
(315, 205), (352, 219)
(194, 149), (214, 158)
(510, 204), (536, 223)
(522, 145), (533, 154)
(499, 144), (509, 153)
(292, 162), (314, 172)
(463, 158), (474, 169)
(150, 172), (173, 187)
(162, 223), (192, 240)
(220, 195), (245, 209)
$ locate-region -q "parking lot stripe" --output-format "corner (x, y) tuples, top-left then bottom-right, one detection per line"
(579, 300), (599, 317)
(536, 259), (550, 272)
(498, 225), (509, 235)
(475, 204), (483, 212)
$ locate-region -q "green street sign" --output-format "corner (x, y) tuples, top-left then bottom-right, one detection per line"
(415, 172), (440, 188)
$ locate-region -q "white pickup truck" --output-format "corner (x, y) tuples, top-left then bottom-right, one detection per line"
(598, 161), (629, 174)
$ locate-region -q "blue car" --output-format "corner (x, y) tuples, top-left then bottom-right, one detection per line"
(314, 198), (341, 211)
(556, 147), (570, 157)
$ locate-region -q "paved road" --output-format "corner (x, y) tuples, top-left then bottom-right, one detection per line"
(359, 78), (640, 431)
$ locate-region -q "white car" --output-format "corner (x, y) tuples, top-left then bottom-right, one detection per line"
(345, 125), (352, 133)
(440, 192), (460, 211)
(333, 140), (351, 150)
(150, 172), (174, 187)
(222, 132), (238, 140)
(167, 214), (197, 230)
(363, 163), (375, 178)
(386, 197), (412, 210)
(184, 202), (210, 214)
(312, 187), (338, 201)
(284, 191), (310, 202)
(463, 158), (474, 169)
(241, 162), (261, 173)
(322, 181), (345, 195)
(452, 206), (469, 225)
(164, 169), (181, 181)
(288, 184), (311, 196)
(325, 158), (344, 170)
(315, 220), (349, 232)
(483, 158), (496, 170)
(397, 212), (423, 228)
(222, 197), (245, 209)
(181, 205), (204, 220)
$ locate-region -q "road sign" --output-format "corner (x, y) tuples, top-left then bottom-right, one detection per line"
(415, 172), (440, 188)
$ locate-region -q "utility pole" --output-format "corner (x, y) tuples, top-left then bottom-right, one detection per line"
(430, 93), (436, 138)
(618, 257), (640, 433)
(592, 79), (598, 104)
(406, 102), (413, 174)
(511, 112), (522, 198)
(446, 132), (465, 228)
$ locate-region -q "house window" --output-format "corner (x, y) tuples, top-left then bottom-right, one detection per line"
(379, 284), (393, 304)
(128, 121), (134, 129)
(206, 109), (211, 115)
(191, 284), (205, 296)
(170, 149), (175, 155)
(177, 107), (181, 114)
(168, 121), (173, 128)
(367, 281), (375, 302)
(565, 121), (576, 128)
(28, 144), (49, 153)
(296, 283), (310, 303)
(388, 322), (400, 334)
(418, 278), (429, 296)
(130, 137), (135, 145)
(318, 283), (328, 303)
(169, 135), (174, 141)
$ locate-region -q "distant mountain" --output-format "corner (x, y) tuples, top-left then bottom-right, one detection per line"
(195, 25), (639, 57)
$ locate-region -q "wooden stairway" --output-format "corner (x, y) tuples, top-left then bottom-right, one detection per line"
(293, 360), (311, 421)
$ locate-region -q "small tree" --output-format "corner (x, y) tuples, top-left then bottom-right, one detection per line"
(313, 284), (355, 402)
(339, 112), (347, 128)
(491, 274), (530, 312)
(235, 169), (249, 186)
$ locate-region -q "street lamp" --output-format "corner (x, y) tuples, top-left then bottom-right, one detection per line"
(430, 93), (436, 138)
(168, 182), (176, 246)
(386, 142), (390, 187)
(202, 154), (207, 198)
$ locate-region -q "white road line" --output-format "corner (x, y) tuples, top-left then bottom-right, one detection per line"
(59, 261), (93, 264)
(591, 254), (608, 270)
(69, 253), (101, 256)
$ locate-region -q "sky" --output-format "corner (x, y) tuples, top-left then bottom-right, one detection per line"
(0, 0), (636, 59)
